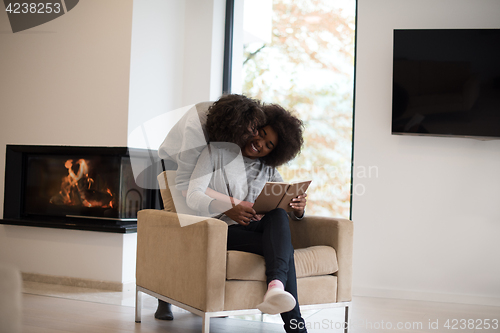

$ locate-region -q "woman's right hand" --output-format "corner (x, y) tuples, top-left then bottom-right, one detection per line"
(237, 200), (254, 208)
(224, 204), (257, 226)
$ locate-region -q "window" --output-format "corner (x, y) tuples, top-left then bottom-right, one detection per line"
(225, 0), (356, 218)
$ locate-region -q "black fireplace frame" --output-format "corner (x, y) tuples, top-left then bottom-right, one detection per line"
(2, 145), (161, 233)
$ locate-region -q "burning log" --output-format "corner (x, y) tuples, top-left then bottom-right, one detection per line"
(50, 159), (114, 208)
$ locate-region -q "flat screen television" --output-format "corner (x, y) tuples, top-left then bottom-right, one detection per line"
(392, 29), (500, 139)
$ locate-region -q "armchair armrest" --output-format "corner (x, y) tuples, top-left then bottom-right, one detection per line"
(289, 216), (353, 302)
(136, 209), (228, 312)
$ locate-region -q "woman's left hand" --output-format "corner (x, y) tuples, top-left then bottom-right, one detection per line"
(290, 193), (307, 217)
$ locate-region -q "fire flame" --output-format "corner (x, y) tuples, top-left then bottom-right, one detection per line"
(50, 159), (114, 208)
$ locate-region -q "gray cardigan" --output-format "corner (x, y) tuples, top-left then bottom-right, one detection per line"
(186, 143), (302, 225)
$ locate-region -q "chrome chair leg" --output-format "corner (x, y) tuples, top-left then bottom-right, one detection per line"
(135, 287), (142, 323)
(344, 305), (350, 333)
(202, 313), (210, 333)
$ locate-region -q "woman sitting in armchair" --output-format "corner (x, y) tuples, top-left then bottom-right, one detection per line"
(155, 94), (265, 320)
(186, 104), (309, 333)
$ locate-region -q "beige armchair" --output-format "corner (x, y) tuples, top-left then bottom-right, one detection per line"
(135, 171), (353, 333)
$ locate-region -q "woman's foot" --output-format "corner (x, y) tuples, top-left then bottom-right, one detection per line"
(154, 299), (174, 320)
(257, 280), (296, 315)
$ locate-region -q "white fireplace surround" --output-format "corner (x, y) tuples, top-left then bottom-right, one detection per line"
(0, 225), (137, 289)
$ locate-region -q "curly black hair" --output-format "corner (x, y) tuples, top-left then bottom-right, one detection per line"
(260, 104), (304, 167)
(206, 94), (266, 148)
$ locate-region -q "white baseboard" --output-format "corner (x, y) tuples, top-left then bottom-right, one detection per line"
(354, 287), (500, 307)
(22, 272), (135, 292)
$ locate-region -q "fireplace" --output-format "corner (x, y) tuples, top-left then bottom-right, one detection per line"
(2, 145), (160, 233)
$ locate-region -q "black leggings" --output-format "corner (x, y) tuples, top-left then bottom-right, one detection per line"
(227, 208), (306, 333)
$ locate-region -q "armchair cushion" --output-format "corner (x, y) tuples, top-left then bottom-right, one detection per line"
(295, 246), (338, 278)
(226, 245), (338, 282)
(224, 275), (338, 311)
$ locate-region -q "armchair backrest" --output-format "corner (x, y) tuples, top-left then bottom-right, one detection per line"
(157, 171), (198, 215)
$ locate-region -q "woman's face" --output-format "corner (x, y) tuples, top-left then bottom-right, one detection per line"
(242, 125), (278, 159)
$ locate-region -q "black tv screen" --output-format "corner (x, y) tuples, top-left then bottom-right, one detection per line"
(392, 29), (500, 139)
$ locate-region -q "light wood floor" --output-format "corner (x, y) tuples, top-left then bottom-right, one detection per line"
(22, 293), (284, 333)
(21, 291), (500, 333)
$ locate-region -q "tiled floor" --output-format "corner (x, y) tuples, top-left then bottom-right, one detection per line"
(22, 282), (500, 332)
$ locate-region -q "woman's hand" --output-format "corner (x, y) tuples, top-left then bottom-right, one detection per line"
(224, 204), (257, 226)
(237, 200), (254, 208)
(290, 193), (307, 218)
(253, 214), (264, 221)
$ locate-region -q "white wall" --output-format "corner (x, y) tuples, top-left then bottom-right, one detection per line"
(352, 0), (500, 306)
(127, 0), (225, 150)
(182, 0), (226, 105)
(128, 0), (186, 150)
